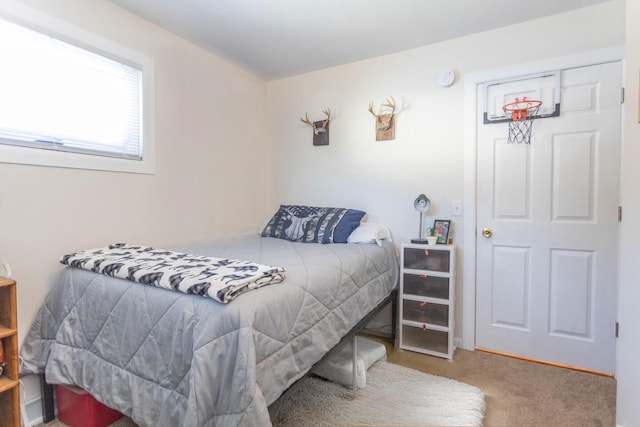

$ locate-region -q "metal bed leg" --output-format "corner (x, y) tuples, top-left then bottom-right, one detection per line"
(41, 374), (55, 423)
(351, 334), (358, 393)
(389, 289), (398, 347)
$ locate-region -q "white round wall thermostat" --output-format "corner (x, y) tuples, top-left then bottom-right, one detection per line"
(437, 69), (456, 87)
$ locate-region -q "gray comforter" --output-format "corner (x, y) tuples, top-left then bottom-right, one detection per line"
(20, 234), (399, 426)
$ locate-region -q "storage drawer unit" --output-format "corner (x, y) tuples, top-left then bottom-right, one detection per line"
(399, 244), (455, 359)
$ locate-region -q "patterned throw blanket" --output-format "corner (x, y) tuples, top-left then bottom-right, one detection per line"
(60, 243), (286, 303)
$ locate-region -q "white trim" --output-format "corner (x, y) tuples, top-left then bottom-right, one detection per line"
(461, 46), (625, 351)
(0, 0), (156, 175)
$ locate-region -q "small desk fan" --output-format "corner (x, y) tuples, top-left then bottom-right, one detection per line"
(410, 194), (431, 244)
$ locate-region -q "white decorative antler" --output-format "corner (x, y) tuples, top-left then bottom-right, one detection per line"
(368, 102), (377, 118)
(320, 108), (331, 129)
(369, 96), (396, 118)
(369, 96), (396, 131)
(381, 97), (396, 116)
(300, 109), (331, 135)
(300, 113), (314, 127)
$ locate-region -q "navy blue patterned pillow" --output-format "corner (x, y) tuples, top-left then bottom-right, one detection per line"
(261, 205), (366, 244)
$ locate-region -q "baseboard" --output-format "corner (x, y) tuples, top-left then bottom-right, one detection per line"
(476, 347), (613, 377)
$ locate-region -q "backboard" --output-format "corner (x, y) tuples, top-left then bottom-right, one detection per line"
(483, 70), (561, 124)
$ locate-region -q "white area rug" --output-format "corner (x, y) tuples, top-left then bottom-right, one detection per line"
(269, 361), (486, 426)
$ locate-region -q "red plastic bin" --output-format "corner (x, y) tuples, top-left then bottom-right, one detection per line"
(56, 385), (124, 427)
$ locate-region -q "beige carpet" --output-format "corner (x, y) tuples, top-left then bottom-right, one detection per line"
(38, 341), (616, 427)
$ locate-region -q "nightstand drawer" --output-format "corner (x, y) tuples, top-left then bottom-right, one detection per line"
(403, 247), (450, 272)
(401, 324), (449, 355)
(402, 300), (449, 327)
(403, 273), (450, 299)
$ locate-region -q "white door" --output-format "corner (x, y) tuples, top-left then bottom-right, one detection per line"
(475, 62), (621, 374)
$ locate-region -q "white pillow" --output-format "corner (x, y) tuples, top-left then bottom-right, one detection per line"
(347, 222), (392, 246)
(311, 336), (387, 389)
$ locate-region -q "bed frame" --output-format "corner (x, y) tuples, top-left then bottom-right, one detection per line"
(40, 289), (397, 423)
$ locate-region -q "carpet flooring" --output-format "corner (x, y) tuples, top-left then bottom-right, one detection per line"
(37, 338), (616, 427)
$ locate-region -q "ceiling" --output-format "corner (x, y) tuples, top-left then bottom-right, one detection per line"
(111, 0), (612, 81)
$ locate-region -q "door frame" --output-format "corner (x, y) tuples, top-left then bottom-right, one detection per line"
(460, 46), (625, 351)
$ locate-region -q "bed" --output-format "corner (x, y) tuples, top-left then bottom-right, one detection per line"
(20, 231), (399, 426)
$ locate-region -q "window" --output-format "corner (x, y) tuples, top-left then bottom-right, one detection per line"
(0, 4), (155, 174)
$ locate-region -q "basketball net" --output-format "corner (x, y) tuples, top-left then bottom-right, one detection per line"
(502, 97), (542, 144)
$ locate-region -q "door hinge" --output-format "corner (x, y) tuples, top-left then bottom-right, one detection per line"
(621, 87), (625, 104)
(616, 322), (619, 338)
(619, 206), (623, 222)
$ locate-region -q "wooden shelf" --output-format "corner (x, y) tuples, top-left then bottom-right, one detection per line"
(0, 376), (19, 393)
(0, 276), (20, 427)
(0, 325), (16, 339)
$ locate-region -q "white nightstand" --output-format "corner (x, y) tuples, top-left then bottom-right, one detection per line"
(398, 243), (456, 359)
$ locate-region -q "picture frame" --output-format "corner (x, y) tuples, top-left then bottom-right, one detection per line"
(433, 219), (451, 244)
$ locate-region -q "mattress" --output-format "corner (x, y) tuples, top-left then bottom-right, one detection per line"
(20, 233), (399, 426)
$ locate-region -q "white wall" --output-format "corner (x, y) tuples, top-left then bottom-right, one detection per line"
(616, 0), (640, 425)
(267, 0), (625, 345)
(0, 0), (271, 346)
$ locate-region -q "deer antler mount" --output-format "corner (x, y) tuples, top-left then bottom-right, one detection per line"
(368, 96), (396, 141)
(300, 108), (331, 146)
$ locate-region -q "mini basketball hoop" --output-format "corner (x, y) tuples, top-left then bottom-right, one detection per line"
(502, 97), (542, 144)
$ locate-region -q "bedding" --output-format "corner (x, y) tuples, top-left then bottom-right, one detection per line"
(59, 243), (286, 303)
(347, 222), (392, 246)
(261, 204), (365, 243)
(20, 233), (399, 427)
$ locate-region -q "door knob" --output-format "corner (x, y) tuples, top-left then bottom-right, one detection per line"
(481, 228), (493, 238)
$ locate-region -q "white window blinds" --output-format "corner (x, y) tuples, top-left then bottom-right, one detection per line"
(0, 18), (143, 160)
